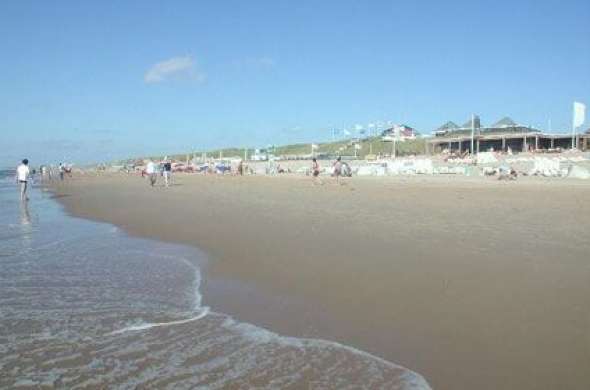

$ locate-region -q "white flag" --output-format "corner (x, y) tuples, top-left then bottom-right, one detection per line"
(573, 101), (585, 128)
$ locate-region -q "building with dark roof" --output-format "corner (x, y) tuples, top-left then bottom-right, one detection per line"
(491, 116), (518, 128)
(381, 124), (418, 140)
(434, 121), (460, 136)
(427, 115), (588, 153)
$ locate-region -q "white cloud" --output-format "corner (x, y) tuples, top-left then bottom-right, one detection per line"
(144, 56), (205, 84)
(235, 57), (277, 70)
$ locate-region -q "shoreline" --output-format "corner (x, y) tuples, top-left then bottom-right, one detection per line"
(51, 173), (590, 390)
(3, 182), (429, 389)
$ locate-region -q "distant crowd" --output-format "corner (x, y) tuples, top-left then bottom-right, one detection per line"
(139, 156), (352, 188)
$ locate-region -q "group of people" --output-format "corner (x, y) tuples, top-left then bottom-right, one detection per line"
(144, 159), (173, 187)
(139, 156), (349, 187)
(15, 159), (72, 201)
(39, 163), (70, 181)
(312, 156), (351, 185)
(14, 155), (350, 202)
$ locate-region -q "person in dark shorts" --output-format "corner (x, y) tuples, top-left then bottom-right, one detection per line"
(59, 163), (65, 181)
(163, 160), (172, 187)
(16, 159), (30, 201)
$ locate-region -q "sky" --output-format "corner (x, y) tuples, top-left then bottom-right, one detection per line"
(1, 0), (589, 166)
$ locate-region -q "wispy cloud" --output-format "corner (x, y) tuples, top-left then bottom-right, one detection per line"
(235, 57), (277, 70)
(144, 56), (206, 84)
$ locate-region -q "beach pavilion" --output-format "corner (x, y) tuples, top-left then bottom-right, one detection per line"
(426, 116), (588, 154)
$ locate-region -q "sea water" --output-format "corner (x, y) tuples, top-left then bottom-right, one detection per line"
(0, 170), (430, 389)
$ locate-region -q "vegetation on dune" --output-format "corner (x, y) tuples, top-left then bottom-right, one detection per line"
(273, 137), (427, 159)
(125, 137), (427, 164)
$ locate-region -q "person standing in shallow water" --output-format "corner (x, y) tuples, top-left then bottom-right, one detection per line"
(59, 163), (65, 181)
(16, 159), (30, 201)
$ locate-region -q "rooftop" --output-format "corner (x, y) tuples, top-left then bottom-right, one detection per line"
(434, 116), (540, 137)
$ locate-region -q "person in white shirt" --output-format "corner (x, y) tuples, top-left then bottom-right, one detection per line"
(145, 160), (157, 187)
(58, 163), (65, 181)
(16, 159), (30, 201)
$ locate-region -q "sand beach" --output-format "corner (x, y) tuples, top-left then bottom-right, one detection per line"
(52, 173), (590, 390)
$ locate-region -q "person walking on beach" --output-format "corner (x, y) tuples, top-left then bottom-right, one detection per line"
(16, 159), (30, 201)
(163, 159), (172, 187)
(58, 163), (65, 181)
(237, 160), (244, 176)
(146, 160), (157, 187)
(333, 156), (342, 184)
(312, 158), (322, 185)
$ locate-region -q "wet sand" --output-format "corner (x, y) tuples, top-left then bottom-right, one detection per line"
(53, 173), (590, 390)
(2, 184), (424, 389)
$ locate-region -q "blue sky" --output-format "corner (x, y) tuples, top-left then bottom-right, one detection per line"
(1, 0), (589, 166)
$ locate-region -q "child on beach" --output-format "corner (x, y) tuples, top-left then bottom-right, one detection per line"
(312, 158), (322, 185)
(333, 156), (342, 184)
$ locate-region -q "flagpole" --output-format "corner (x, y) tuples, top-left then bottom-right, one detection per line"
(572, 102), (577, 150)
(572, 102), (586, 150)
(471, 113), (475, 154)
(572, 121), (576, 150)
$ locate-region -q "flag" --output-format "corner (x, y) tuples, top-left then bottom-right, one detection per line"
(311, 144), (318, 150)
(573, 101), (586, 128)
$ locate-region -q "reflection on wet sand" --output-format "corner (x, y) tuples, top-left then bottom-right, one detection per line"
(20, 200), (31, 225)
(18, 199), (33, 250)
(0, 182), (429, 389)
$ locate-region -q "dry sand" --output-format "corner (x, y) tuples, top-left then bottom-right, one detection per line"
(52, 173), (590, 390)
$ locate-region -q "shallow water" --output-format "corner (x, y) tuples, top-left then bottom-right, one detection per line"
(0, 173), (430, 389)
